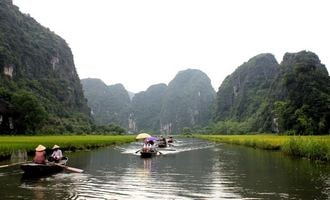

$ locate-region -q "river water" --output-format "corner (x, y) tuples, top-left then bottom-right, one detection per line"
(0, 138), (329, 199)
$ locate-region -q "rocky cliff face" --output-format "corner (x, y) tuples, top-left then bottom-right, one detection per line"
(214, 54), (279, 122)
(81, 78), (109, 125)
(0, 0), (91, 134)
(213, 51), (330, 135)
(83, 70), (215, 134)
(160, 69), (216, 134)
(81, 78), (130, 128)
(130, 83), (167, 133)
(107, 83), (131, 128)
(258, 51), (330, 134)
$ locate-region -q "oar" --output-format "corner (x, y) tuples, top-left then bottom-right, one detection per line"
(54, 163), (84, 173)
(0, 161), (28, 168)
(135, 149), (141, 154)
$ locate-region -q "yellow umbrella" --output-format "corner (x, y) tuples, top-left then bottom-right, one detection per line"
(136, 133), (151, 140)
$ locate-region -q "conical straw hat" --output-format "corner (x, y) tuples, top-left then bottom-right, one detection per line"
(35, 144), (46, 151)
(52, 145), (60, 149)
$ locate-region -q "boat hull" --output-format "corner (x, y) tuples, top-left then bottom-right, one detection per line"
(140, 151), (157, 158)
(21, 158), (68, 176)
(157, 143), (167, 148)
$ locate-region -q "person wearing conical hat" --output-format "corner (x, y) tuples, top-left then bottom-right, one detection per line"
(49, 144), (63, 163)
(33, 144), (46, 164)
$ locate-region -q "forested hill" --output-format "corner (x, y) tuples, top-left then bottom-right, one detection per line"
(107, 83), (131, 128)
(214, 53), (279, 122)
(81, 78), (130, 128)
(257, 51), (330, 134)
(160, 69), (216, 134)
(131, 83), (167, 133)
(0, 0), (91, 134)
(213, 51), (330, 135)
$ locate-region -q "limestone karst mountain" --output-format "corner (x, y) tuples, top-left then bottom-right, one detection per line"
(213, 51), (330, 135)
(160, 69), (216, 134)
(214, 53), (279, 122)
(257, 51), (330, 134)
(83, 69), (216, 134)
(81, 78), (130, 129)
(130, 83), (167, 133)
(0, 0), (91, 134)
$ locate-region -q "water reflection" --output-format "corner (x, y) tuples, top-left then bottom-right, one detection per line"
(142, 158), (152, 176)
(30, 181), (46, 200)
(211, 144), (330, 199)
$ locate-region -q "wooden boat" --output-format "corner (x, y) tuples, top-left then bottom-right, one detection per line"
(21, 157), (68, 176)
(167, 137), (174, 143)
(140, 150), (158, 158)
(157, 143), (167, 148)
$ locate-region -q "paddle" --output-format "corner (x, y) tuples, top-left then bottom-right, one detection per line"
(54, 163), (84, 173)
(135, 149), (141, 154)
(0, 161), (28, 168)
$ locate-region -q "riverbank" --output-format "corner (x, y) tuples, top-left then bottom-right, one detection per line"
(195, 135), (330, 162)
(0, 135), (135, 160)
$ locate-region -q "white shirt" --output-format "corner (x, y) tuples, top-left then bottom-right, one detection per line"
(51, 149), (63, 159)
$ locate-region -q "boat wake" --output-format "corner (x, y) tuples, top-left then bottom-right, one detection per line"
(119, 138), (215, 156)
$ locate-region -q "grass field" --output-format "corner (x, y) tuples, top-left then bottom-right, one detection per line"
(0, 135), (136, 159)
(195, 134), (330, 162)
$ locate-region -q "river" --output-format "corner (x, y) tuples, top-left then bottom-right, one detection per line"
(0, 138), (329, 199)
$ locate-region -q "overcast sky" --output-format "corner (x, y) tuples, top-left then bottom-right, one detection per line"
(13, 0), (330, 93)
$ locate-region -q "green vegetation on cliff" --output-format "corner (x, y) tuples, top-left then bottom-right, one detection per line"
(160, 69), (216, 134)
(260, 51), (330, 135)
(81, 78), (130, 129)
(0, 0), (91, 134)
(212, 54), (279, 133)
(83, 69), (216, 135)
(214, 54), (279, 122)
(212, 51), (330, 135)
(131, 83), (167, 133)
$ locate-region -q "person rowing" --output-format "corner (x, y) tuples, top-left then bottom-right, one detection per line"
(48, 145), (63, 163)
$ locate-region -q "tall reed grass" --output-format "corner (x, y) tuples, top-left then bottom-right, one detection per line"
(0, 135), (135, 160)
(196, 135), (330, 162)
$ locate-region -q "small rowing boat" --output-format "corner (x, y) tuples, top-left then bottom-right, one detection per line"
(21, 157), (68, 176)
(157, 143), (167, 148)
(140, 149), (159, 158)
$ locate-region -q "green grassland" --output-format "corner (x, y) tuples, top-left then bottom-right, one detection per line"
(195, 135), (330, 162)
(0, 135), (135, 159)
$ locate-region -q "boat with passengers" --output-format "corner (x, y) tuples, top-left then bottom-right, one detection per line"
(21, 157), (68, 176)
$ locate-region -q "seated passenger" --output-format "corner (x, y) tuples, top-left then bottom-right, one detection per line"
(49, 145), (63, 162)
(142, 139), (149, 152)
(33, 144), (47, 164)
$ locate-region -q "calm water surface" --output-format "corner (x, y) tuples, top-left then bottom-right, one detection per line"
(0, 138), (329, 199)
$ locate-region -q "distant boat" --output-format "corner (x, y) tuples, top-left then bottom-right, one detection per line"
(167, 136), (174, 143)
(157, 143), (167, 148)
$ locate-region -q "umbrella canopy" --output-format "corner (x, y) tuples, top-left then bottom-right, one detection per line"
(146, 136), (158, 142)
(136, 133), (151, 140)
